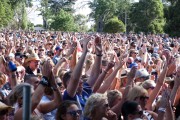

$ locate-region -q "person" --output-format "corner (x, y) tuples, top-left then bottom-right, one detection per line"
(24, 52), (40, 75)
(62, 36), (102, 110)
(56, 100), (82, 120)
(0, 101), (14, 120)
(107, 90), (122, 108)
(84, 93), (117, 120)
(53, 46), (63, 65)
(121, 101), (144, 120)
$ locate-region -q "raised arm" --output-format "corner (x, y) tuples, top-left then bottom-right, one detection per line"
(86, 36), (102, 87)
(67, 37), (91, 97)
(97, 55), (125, 93)
(93, 61), (115, 92)
(111, 66), (137, 115)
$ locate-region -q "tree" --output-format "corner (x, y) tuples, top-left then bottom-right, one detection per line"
(50, 9), (75, 31)
(103, 17), (125, 33)
(129, 0), (165, 34)
(165, 0), (180, 37)
(0, 0), (13, 28)
(74, 14), (88, 32)
(21, 3), (28, 30)
(88, 0), (117, 32)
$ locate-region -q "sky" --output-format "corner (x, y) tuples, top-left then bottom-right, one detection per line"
(28, 0), (139, 26)
(27, 0), (92, 26)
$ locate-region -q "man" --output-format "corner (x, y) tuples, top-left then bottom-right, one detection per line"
(135, 69), (150, 83)
(53, 46), (63, 65)
(15, 52), (25, 64)
(24, 52), (40, 75)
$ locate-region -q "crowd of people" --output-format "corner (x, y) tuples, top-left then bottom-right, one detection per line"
(0, 30), (180, 120)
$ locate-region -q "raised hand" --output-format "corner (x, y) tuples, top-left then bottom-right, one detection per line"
(105, 61), (115, 72)
(83, 36), (91, 52)
(41, 59), (53, 80)
(127, 66), (137, 80)
(160, 89), (170, 108)
(95, 36), (102, 55)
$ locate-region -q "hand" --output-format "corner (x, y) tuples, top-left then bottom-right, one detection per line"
(95, 36), (102, 55)
(105, 61), (115, 72)
(127, 66), (138, 80)
(83, 36), (91, 52)
(41, 59), (53, 80)
(106, 110), (117, 120)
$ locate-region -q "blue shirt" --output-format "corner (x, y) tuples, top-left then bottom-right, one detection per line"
(53, 55), (61, 65)
(63, 82), (92, 110)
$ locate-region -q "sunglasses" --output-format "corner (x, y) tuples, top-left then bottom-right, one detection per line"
(57, 82), (62, 87)
(66, 110), (82, 117)
(139, 96), (149, 100)
(133, 110), (143, 116)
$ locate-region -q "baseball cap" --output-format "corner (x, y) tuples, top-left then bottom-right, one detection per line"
(15, 52), (25, 58)
(55, 46), (63, 51)
(135, 68), (149, 79)
(129, 62), (138, 68)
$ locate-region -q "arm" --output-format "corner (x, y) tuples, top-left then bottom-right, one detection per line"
(146, 60), (168, 110)
(87, 36), (102, 87)
(111, 67), (137, 115)
(67, 37), (91, 97)
(97, 57), (125, 93)
(92, 62), (114, 92)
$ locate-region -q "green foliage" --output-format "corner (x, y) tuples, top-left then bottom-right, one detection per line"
(50, 9), (75, 31)
(0, 0), (13, 28)
(27, 22), (34, 30)
(129, 0), (165, 34)
(104, 17), (125, 33)
(21, 3), (27, 30)
(74, 14), (88, 32)
(165, 0), (180, 37)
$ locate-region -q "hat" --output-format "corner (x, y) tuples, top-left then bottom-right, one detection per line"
(0, 102), (14, 112)
(9, 53), (15, 58)
(120, 69), (130, 78)
(134, 57), (142, 63)
(55, 46), (63, 51)
(129, 62), (138, 68)
(24, 52), (40, 63)
(165, 77), (174, 84)
(135, 68), (149, 79)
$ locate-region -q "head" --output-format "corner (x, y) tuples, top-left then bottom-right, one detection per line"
(84, 93), (110, 119)
(126, 57), (134, 68)
(24, 74), (40, 89)
(122, 101), (143, 120)
(15, 53), (25, 64)
(127, 86), (149, 109)
(135, 69), (150, 83)
(129, 49), (138, 59)
(55, 46), (63, 55)
(56, 100), (82, 120)
(8, 83), (34, 107)
(38, 46), (46, 58)
(107, 90), (122, 108)
(141, 80), (155, 95)
(25, 53), (40, 71)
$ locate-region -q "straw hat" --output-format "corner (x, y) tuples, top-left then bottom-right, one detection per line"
(24, 52), (40, 63)
(120, 69), (130, 79)
(0, 102), (14, 112)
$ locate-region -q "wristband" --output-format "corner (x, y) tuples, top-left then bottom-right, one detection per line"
(96, 54), (103, 57)
(42, 76), (48, 81)
(39, 77), (50, 87)
(158, 107), (166, 113)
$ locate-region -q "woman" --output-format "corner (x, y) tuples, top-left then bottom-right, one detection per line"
(127, 86), (157, 120)
(84, 93), (117, 120)
(56, 100), (82, 120)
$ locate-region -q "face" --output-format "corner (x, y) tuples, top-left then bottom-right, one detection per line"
(63, 104), (82, 120)
(96, 100), (110, 118)
(131, 52), (138, 58)
(38, 49), (45, 57)
(29, 60), (40, 71)
(30, 77), (40, 89)
(15, 56), (24, 64)
(129, 105), (144, 120)
(135, 94), (149, 109)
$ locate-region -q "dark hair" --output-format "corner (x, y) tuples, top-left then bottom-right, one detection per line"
(121, 101), (140, 120)
(24, 74), (38, 83)
(56, 100), (79, 120)
(62, 71), (72, 88)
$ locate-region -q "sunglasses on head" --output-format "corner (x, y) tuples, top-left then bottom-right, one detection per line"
(67, 110), (82, 117)
(139, 96), (149, 100)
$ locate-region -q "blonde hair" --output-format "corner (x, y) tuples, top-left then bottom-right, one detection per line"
(0, 72), (6, 86)
(127, 86), (148, 101)
(107, 90), (122, 107)
(84, 93), (107, 119)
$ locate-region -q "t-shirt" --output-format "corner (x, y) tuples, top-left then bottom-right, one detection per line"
(63, 82), (92, 110)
